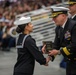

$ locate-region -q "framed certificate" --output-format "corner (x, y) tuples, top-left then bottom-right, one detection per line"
(43, 41), (53, 53)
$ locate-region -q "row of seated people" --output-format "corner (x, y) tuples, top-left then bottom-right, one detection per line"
(0, 18), (16, 51)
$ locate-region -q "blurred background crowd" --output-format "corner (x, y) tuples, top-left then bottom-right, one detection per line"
(0, 0), (68, 51)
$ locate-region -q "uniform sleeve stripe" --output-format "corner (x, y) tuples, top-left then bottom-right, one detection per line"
(63, 47), (70, 56)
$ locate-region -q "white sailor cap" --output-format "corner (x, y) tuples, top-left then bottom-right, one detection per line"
(14, 16), (31, 25)
(0, 18), (5, 22)
(5, 19), (10, 23)
(51, 6), (69, 18)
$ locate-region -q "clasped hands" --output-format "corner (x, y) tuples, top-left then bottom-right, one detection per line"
(42, 45), (60, 66)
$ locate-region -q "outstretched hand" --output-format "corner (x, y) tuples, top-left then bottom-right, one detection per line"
(48, 49), (59, 56)
(44, 56), (51, 66)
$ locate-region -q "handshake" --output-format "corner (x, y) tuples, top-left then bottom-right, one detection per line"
(42, 44), (60, 66)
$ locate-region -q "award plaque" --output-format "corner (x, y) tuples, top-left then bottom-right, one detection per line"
(43, 41), (53, 53)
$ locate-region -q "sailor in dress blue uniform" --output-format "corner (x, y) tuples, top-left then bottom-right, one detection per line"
(13, 16), (50, 75)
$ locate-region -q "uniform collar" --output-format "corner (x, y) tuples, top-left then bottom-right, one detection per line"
(61, 18), (68, 29)
(72, 14), (76, 19)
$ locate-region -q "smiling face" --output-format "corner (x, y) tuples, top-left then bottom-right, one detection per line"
(52, 14), (67, 26)
(24, 22), (33, 33)
(50, 7), (69, 26)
